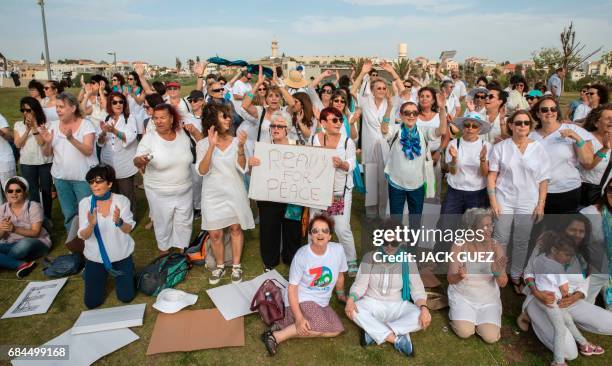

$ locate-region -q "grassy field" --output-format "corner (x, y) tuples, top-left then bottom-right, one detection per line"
(0, 88), (610, 366)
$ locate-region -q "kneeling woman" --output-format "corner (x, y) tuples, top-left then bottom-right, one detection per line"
(261, 214), (347, 356)
(345, 233), (431, 357)
(447, 208), (508, 343)
(78, 165), (136, 309)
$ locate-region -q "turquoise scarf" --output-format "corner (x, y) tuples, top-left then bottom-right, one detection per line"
(399, 124), (421, 160)
(379, 246), (411, 301)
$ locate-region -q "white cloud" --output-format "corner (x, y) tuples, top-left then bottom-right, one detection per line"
(340, 0), (473, 13)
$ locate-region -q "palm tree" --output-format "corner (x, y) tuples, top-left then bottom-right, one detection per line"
(349, 57), (368, 75)
(393, 58), (412, 79)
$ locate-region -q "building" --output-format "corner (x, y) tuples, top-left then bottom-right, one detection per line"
(586, 60), (612, 78)
(398, 43), (407, 59)
(502, 64), (516, 75)
(570, 70), (586, 81)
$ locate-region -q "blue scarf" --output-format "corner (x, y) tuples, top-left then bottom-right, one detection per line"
(603, 207), (612, 306)
(378, 246), (411, 301)
(90, 191), (123, 277)
(399, 124), (421, 160)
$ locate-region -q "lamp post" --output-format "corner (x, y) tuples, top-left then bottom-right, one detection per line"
(107, 52), (116, 72)
(37, 0), (52, 80)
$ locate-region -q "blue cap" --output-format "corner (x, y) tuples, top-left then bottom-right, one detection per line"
(527, 90), (543, 97)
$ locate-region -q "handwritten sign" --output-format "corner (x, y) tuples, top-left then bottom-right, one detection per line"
(248, 142), (335, 209)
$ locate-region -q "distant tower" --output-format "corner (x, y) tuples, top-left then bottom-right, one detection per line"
(271, 39), (279, 59)
(398, 43), (408, 59)
(39, 52), (45, 65)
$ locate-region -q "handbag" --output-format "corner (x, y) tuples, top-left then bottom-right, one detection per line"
(250, 279), (286, 326)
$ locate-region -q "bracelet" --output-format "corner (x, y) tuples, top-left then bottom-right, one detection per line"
(382, 117), (390, 123)
(526, 281), (536, 288)
(574, 138), (585, 148)
(492, 271), (500, 278)
(596, 150), (608, 159)
(348, 293), (359, 302)
(487, 188), (495, 196)
(115, 218), (124, 227)
(246, 92), (254, 99)
(335, 289), (345, 295)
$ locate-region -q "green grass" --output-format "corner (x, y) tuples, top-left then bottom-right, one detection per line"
(0, 89), (610, 365)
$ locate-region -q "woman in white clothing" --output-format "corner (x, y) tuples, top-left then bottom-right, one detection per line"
(579, 104), (611, 206)
(288, 92), (317, 145)
(506, 76), (529, 116)
(79, 75), (108, 130)
(529, 96), (594, 214)
(98, 92), (139, 211)
(447, 208), (508, 343)
(310, 107), (358, 275)
(0, 113), (16, 204)
(134, 103), (193, 253)
(483, 84), (508, 143)
(41, 80), (62, 122)
(575, 84), (608, 123)
(488, 110), (551, 290)
(197, 104), (254, 285)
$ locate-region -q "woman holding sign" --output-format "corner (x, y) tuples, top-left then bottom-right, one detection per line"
(249, 110), (302, 272)
(310, 107), (358, 276)
(197, 104), (254, 285)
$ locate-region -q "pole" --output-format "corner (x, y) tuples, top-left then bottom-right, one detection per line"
(38, 0), (52, 80)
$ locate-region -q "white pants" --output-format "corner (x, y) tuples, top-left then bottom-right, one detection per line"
(191, 164), (202, 210)
(145, 186), (193, 251)
(493, 204), (535, 280)
(586, 274), (608, 305)
(352, 297), (422, 344)
(311, 188), (356, 262)
(0, 169), (16, 204)
(526, 298), (612, 360)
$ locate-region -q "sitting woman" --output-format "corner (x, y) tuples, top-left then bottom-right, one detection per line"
(261, 214), (347, 356)
(447, 208), (508, 343)
(0, 177), (51, 278)
(77, 165), (136, 309)
(344, 225), (431, 358)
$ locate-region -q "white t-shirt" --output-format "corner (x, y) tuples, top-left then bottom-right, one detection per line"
(416, 113), (441, 151)
(42, 106), (59, 122)
(452, 80), (467, 100)
(533, 254), (568, 300)
(573, 104), (591, 121)
(489, 138), (551, 209)
(289, 242), (348, 307)
(232, 79), (252, 98)
(311, 134), (355, 192)
(357, 94), (388, 163)
(78, 193), (136, 263)
(580, 136), (611, 185)
(0, 114), (16, 172)
(13, 121), (53, 165)
(136, 129), (193, 193)
(529, 124), (593, 193)
(445, 137), (492, 191)
(48, 119), (99, 181)
(445, 93), (461, 119)
(98, 114), (139, 179)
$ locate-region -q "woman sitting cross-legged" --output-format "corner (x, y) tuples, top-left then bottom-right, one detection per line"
(78, 165), (136, 309)
(261, 214), (347, 356)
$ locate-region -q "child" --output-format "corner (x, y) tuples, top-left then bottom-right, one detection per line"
(532, 232), (604, 366)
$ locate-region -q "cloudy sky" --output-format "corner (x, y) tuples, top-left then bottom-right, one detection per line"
(2, 0), (611, 66)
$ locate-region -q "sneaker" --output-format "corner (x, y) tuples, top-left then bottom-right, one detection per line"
(231, 265), (243, 283)
(359, 329), (375, 347)
(394, 334), (413, 357)
(264, 267), (273, 273)
(16, 261), (37, 278)
(209, 266), (226, 285)
(348, 261), (359, 278)
(579, 343), (604, 356)
(261, 330), (278, 356)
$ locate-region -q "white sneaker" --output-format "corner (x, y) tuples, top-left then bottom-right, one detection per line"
(231, 265), (243, 283)
(209, 266), (226, 285)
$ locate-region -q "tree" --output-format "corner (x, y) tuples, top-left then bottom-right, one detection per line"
(392, 58), (411, 79)
(602, 51), (612, 69)
(532, 48), (562, 72)
(175, 57), (182, 72)
(559, 22), (601, 72)
(514, 64), (524, 76)
(349, 57), (368, 75)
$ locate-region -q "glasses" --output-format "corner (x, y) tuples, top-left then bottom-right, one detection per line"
(257, 87), (267, 92)
(189, 98), (203, 103)
(587, 92), (597, 96)
(539, 106), (557, 113)
(327, 117), (341, 124)
(310, 227), (330, 234)
(219, 82), (226, 86)
(43, 86), (52, 90)
(371, 73), (378, 77)
(127, 77), (134, 81)
(167, 86), (179, 91)
(376, 87), (387, 91)
(211, 88), (224, 93)
(511, 120), (531, 127)
(111, 100), (124, 105)
(463, 123), (480, 129)
(486, 94), (497, 100)
(474, 94), (487, 100)
(112, 78), (118, 82)
(401, 110), (419, 117)
(322, 89), (333, 94)
(526, 96), (537, 101)
(6, 188), (23, 194)
(383, 241), (401, 248)
(20, 108), (32, 113)
(333, 98), (346, 104)
(269, 124), (287, 129)
(87, 178), (106, 185)
(517, 83), (525, 88)
(221, 112), (231, 120)
(404, 84), (412, 88)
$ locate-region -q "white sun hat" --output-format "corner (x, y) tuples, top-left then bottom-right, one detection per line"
(153, 289), (198, 314)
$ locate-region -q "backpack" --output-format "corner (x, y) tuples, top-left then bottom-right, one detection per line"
(136, 253), (191, 296)
(250, 279), (286, 325)
(42, 253), (84, 278)
(185, 230), (209, 265)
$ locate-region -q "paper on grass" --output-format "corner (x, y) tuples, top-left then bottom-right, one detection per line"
(146, 308), (244, 355)
(206, 269), (289, 321)
(11, 327), (139, 366)
(2, 278), (67, 319)
(71, 303), (146, 335)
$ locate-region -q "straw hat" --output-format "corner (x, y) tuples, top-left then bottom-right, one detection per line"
(284, 70), (308, 89)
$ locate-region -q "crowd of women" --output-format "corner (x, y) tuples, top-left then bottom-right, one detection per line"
(0, 60), (610, 365)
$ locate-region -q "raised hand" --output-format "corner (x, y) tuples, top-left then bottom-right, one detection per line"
(466, 98), (475, 112)
(322, 70), (334, 78)
(84, 83), (93, 95)
(380, 60), (394, 73)
(361, 59), (373, 74)
(296, 109), (304, 125)
(237, 131), (247, 147)
(208, 126), (218, 147)
(80, 75), (85, 87)
(449, 145), (458, 159)
(436, 89), (447, 107)
(134, 63), (145, 76)
(457, 262), (467, 280)
(87, 209), (97, 227)
(491, 255), (507, 274)
(194, 62), (204, 76)
(113, 206), (121, 225)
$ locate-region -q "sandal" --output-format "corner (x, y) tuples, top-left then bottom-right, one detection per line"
(261, 330), (278, 356)
(579, 343), (604, 356)
(516, 312), (530, 332)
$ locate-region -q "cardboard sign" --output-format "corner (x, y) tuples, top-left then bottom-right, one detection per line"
(2, 278), (67, 319)
(71, 303), (146, 335)
(248, 142), (336, 209)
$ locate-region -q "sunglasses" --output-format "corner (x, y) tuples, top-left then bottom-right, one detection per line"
(127, 77), (134, 81)
(112, 79), (118, 82)
(474, 94), (487, 100)
(587, 92), (597, 96)
(376, 87), (387, 91)
(257, 87), (267, 92)
(43, 86), (52, 90)
(87, 178), (106, 184)
(539, 106), (557, 113)
(517, 84), (525, 88)
(511, 120), (531, 127)
(221, 112), (230, 120)
(526, 96), (537, 101)
(269, 124), (287, 129)
(189, 98), (203, 103)
(333, 98), (346, 104)
(310, 228), (330, 234)
(167, 86), (180, 91)
(463, 123), (480, 129)
(404, 84), (412, 88)
(212, 88), (224, 93)
(401, 110), (419, 117)
(322, 89), (333, 94)
(20, 108), (32, 113)
(327, 117), (341, 124)
(383, 241), (401, 248)
(6, 188), (23, 194)
(111, 100), (124, 105)
(486, 94), (496, 100)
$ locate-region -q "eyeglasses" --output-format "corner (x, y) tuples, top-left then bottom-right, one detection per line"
(463, 123), (480, 129)
(20, 108), (32, 113)
(219, 82), (226, 86)
(310, 227), (330, 234)
(111, 100), (124, 105)
(401, 110), (419, 117)
(511, 120), (531, 127)
(87, 178), (106, 184)
(257, 87), (267, 92)
(322, 89), (333, 94)
(127, 77), (134, 81)
(327, 117), (341, 124)
(486, 94), (497, 100)
(539, 106), (557, 113)
(6, 188), (23, 194)
(211, 88), (224, 93)
(516, 84), (525, 88)
(474, 94), (487, 100)
(587, 92), (597, 96)
(167, 86), (179, 91)
(43, 86), (52, 90)
(269, 124), (287, 129)
(189, 98), (203, 103)
(526, 96), (537, 101)
(333, 98), (346, 104)
(383, 241), (401, 248)
(376, 87), (387, 91)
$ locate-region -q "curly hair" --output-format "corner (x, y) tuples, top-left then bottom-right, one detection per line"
(583, 103), (612, 132)
(201, 103), (233, 137)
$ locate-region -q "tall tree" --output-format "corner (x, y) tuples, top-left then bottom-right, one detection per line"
(393, 58), (412, 79)
(175, 57), (182, 72)
(559, 22), (601, 72)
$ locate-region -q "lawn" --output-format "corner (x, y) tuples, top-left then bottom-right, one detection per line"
(0, 88), (610, 366)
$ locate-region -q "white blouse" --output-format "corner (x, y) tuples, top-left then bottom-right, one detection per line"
(48, 119), (99, 181)
(445, 137), (492, 191)
(416, 113), (441, 151)
(580, 136), (610, 185)
(311, 134), (356, 193)
(99, 114), (139, 179)
(13, 121), (53, 165)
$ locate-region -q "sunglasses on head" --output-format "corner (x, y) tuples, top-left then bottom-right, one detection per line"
(212, 88), (224, 93)
(474, 94), (487, 100)
(111, 100), (124, 105)
(511, 119), (531, 127)
(269, 124), (287, 129)
(463, 122), (480, 130)
(6, 188), (23, 194)
(310, 227), (330, 235)
(87, 178), (106, 184)
(539, 106), (557, 113)
(401, 110), (418, 117)
(20, 108), (32, 113)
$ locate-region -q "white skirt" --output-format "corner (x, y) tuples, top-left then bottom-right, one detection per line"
(145, 185), (193, 251)
(448, 286), (502, 327)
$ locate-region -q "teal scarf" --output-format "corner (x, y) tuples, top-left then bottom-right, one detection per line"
(379, 246), (411, 301)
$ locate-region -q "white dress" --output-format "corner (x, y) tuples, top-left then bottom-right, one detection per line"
(196, 137), (254, 231)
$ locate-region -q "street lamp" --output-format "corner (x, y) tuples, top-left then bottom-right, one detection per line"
(107, 52), (116, 72)
(37, 0), (52, 80)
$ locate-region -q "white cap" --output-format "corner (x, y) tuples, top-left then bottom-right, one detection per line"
(153, 289), (198, 314)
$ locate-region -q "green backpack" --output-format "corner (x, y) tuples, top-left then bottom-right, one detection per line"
(136, 253), (191, 296)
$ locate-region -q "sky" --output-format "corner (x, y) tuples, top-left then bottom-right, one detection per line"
(1, 0), (611, 67)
